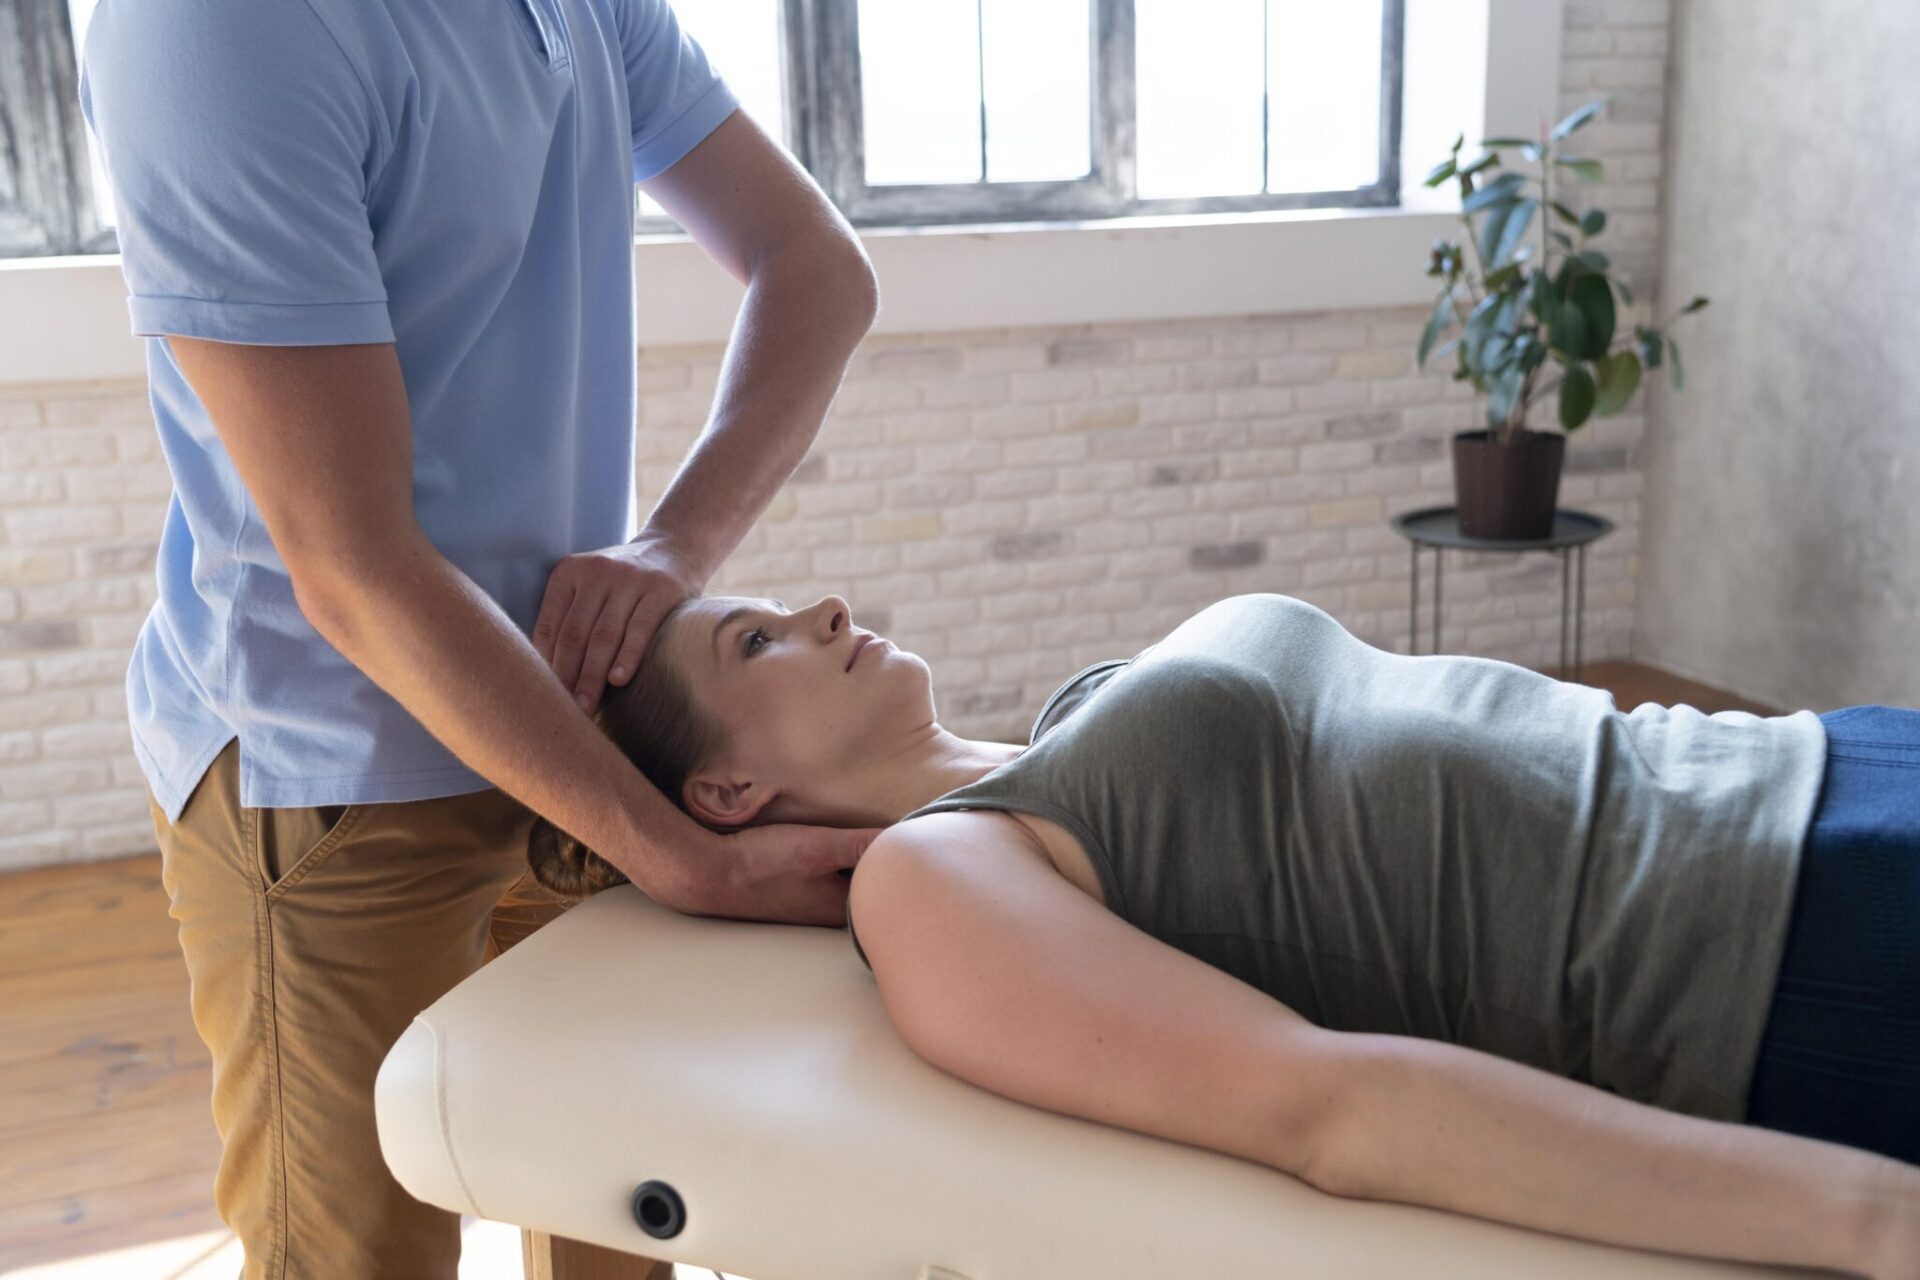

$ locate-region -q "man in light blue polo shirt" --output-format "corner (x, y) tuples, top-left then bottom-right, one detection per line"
(79, 0), (881, 1271)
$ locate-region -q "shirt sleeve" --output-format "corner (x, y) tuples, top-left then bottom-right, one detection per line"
(77, 0), (395, 346)
(609, 0), (742, 183)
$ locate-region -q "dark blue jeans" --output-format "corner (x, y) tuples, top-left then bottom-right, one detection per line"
(1742, 705), (1920, 1166)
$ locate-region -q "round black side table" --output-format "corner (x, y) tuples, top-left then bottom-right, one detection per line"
(1388, 506), (1615, 680)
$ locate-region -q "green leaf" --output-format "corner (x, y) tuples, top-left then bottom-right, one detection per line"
(1550, 230), (1576, 251)
(1482, 333), (1516, 372)
(1489, 198), (1537, 267)
(1451, 132), (1465, 155)
(1483, 260), (1523, 292)
(1520, 336), (1549, 371)
(1550, 300), (1587, 358)
(1550, 201), (1581, 226)
(1418, 290), (1454, 367)
(1476, 200), (1513, 267)
(1571, 273), (1615, 357)
(1555, 157), (1605, 182)
(1466, 289), (1503, 329)
(1668, 337), (1685, 390)
(1618, 279), (1634, 306)
(1458, 152), (1500, 180)
(1636, 324), (1663, 370)
(1551, 100), (1605, 140)
(1493, 291), (1523, 336)
(1559, 365), (1597, 429)
(1580, 208), (1607, 237)
(1487, 366), (1526, 427)
(1592, 351), (1642, 415)
(1424, 159), (1457, 187)
(1479, 136), (1534, 148)
(1680, 295), (1709, 314)
(1526, 269), (1554, 324)
(1577, 249), (1611, 272)
(1462, 170), (1526, 213)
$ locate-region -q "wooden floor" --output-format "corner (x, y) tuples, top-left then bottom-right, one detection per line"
(0, 661), (1784, 1276)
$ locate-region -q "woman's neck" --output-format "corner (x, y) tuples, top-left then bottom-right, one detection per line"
(778, 727), (1024, 830)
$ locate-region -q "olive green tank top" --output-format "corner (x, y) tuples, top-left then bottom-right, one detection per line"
(849, 593), (1829, 1122)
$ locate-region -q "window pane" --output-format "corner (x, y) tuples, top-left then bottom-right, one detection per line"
(1267, 0), (1383, 192)
(66, 0), (118, 229)
(640, 0), (784, 220)
(859, 0), (981, 187)
(981, 0), (1089, 183)
(1135, 0), (1263, 199)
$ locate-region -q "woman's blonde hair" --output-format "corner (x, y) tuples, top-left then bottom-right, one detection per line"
(525, 603), (729, 898)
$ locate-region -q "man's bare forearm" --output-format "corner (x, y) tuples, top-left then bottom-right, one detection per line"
(1305, 1032), (1908, 1277)
(638, 247), (878, 577)
(296, 532), (711, 906)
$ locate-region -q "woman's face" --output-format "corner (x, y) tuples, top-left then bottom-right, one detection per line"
(655, 593), (934, 823)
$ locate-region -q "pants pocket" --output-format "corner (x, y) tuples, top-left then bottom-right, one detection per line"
(254, 802), (366, 899)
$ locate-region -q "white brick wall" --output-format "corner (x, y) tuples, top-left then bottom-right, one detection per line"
(0, 0), (1671, 871)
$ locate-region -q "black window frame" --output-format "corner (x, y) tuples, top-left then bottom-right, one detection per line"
(642, 0), (1405, 231)
(2, 0), (114, 258)
(3, 0), (1403, 258)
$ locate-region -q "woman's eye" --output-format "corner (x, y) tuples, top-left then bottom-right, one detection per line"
(743, 626), (770, 656)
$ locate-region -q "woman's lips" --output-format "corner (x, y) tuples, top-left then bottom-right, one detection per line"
(847, 634), (886, 670)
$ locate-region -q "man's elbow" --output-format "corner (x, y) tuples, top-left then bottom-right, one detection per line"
(842, 246), (881, 325)
(824, 247), (881, 330)
(765, 236), (880, 330)
(287, 555), (365, 639)
(284, 526), (428, 641)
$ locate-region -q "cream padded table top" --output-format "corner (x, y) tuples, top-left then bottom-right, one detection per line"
(375, 887), (1800, 1279)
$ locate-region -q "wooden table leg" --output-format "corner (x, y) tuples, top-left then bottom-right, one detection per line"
(522, 1229), (674, 1279)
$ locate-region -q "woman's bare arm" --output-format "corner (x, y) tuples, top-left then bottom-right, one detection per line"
(847, 810), (1333, 1178)
(1312, 1031), (1916, 1278)
(846, 810), (1913, 1278)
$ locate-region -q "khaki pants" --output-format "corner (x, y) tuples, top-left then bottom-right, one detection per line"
(146, 737), (594, 1278)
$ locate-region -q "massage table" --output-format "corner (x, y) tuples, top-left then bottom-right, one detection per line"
(375, 887), (1808, 1279)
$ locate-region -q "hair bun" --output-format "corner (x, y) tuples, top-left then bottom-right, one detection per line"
(526, 815), (631, 899)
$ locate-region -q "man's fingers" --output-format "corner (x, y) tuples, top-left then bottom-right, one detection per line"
(608, 592), (673, 688)
(827, 826), (884, 872)
(573, 591), (641, 711)
(531, 575), (576, 667)
(552, 586), (606, 703)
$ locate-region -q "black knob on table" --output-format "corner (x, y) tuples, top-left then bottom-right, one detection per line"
(631, 1179), (686, 1239)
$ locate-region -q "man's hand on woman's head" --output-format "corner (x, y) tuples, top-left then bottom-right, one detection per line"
(533, 533), (703, 714)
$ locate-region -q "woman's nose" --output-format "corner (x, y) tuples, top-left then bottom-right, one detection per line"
(816, 595), (849, 640)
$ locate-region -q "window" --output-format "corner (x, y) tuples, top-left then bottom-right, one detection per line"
(652, 0), (1405, 232)
(3, 0), (1404, 259)
(2, 0), (115, 257)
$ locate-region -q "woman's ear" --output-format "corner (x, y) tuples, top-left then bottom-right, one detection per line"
(684, 771), (775, 827)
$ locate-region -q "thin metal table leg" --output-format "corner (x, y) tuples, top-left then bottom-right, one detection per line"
(1432, 548), (1442, 654)
(1410, 543), (1419, 656)
(1560, 548), (1571, 677)
(1576, 544), (1587, 681)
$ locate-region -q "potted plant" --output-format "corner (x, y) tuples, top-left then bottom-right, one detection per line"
(1417, 98), (1707, 540)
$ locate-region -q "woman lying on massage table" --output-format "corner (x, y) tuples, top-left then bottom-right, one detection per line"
(526, 590), (1920, 1278)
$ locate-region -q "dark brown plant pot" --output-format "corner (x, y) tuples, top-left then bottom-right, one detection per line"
(1451, 428), (1566, 540)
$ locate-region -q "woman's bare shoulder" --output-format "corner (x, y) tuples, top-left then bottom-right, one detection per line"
(876, 807), (1050, 859)
(871, 807), (1108, 907)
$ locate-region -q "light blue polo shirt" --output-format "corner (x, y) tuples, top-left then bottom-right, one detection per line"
(78, 0), (740, 822)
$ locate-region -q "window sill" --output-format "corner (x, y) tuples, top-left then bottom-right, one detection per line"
(639, 202), (1459, 346)
(0, 205), (1458, 384)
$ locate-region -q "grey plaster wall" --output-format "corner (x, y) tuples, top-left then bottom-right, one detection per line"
(1637, 0), (1920, 710)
